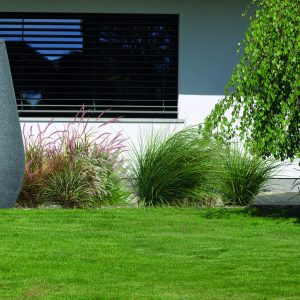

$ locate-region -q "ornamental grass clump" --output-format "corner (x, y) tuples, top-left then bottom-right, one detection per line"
(131, 127), (221, 206)
(217, 144), (280, 206)
(18, 108), (128, 208)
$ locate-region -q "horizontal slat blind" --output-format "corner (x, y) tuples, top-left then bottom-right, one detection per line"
(0, 13), (178, 118)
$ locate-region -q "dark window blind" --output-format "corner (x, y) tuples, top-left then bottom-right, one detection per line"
(0, 13), (178, 118)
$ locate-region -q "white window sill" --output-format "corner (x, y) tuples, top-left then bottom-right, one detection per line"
(19, 117), (185, 124)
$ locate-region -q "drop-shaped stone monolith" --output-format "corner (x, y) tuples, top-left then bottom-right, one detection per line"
(0, 41), (24, 208)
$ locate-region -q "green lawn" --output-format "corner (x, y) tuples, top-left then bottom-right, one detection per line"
(0, 208), (300, 300)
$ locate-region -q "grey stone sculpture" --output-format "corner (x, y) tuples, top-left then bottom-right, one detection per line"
(0, 41), (24, 208)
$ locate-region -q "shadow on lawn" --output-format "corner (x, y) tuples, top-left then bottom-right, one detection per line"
(200, 206), (300, 224)
(245, 206), (300, 224)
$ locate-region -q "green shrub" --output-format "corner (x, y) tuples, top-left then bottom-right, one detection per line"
(217, 144), (280, 206)
(40, 163), (91, 208)
(80, 155), (129, 207)
(18, 109), (128, 208)
(130, 127), (220, 206)
(18, 137), (53, 207)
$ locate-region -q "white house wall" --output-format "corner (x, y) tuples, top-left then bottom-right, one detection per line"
(1, 0), (298, 178)
(1, 0), (250, 122)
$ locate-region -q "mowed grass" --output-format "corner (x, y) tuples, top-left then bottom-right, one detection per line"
(0, 208), (300, 299)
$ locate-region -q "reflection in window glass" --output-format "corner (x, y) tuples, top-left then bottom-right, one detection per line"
(0, 13), (178, 118)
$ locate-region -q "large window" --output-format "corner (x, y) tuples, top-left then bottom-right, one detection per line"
(0, 13), (178, 118)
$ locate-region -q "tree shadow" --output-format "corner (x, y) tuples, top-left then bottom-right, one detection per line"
(199, 206), (300, 224)
(244, 206), (300, 224)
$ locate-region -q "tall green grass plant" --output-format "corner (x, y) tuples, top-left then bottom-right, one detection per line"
(217, 144), (280, 206)
(19, 108), (128, 208)
(131, 127), (221, 206)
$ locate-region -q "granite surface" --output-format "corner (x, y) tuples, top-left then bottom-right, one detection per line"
(0, 41), (24, 208)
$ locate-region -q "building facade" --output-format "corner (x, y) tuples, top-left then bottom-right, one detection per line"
(0, 0), (298, 178)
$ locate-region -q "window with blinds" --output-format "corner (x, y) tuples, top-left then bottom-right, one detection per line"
(0, 13), (179, 118)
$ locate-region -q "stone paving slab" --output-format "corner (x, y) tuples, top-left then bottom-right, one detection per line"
(254, 192), (300, 207)
(263, 178), (298, 193)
